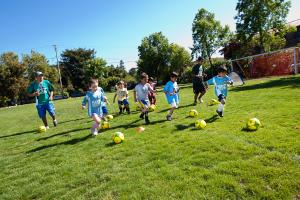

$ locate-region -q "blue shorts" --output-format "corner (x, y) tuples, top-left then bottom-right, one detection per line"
(118, 99), (129, 106)
(36, 102), (55, 119)
(102, 106), (108, 115)
(139, 99), (150, 108)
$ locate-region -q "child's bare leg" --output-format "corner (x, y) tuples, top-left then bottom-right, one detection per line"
(91, 114), (101, 135)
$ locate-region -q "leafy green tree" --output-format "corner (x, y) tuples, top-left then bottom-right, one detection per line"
(137, 32), (171, 80)
(192, 8), (231, 67)
(0, 52), (27, 106)
(169, 43), (191, 74)
(235, 0), (291, 52)
(60, 48), (96, 91)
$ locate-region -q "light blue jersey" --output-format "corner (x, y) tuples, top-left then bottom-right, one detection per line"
(82, 87), (105, 117)
(164, 81), (179, 105)
(207, 75), (233, 97)
(134, 83), (153, 101)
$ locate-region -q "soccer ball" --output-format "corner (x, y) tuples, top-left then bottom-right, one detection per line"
(189, 109), (198, 117)
(149, 104), (156, 112)
(101, 121), (110, 129)
(136, 126), (145, 133)
(195, 119), (206, 129)
(246, 118), (261, 131)
(38, 126), (47, 133)
(112, 132), (125, 144)
(208, 99), (219, 106)
(106, 115), (114, 121)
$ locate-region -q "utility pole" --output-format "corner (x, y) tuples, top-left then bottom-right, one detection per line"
(53, 45), (64, 97)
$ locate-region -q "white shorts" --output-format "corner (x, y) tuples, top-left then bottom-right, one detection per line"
(170, 102), (179, 108)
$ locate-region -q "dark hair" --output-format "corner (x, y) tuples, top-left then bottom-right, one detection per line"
(217, 66), (227, 73)
(89, 79), (98, 86)
(140, 72), (148, 80)
(170, 71), (178, 77)
(149, 77), (154, 82)
(197, 56), (203, 61)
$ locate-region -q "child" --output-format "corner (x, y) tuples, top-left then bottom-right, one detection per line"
(82, 79), (105, 136)
(148, 77), (156, 105)
(164, 72), (180, 121)
(206, 66), (233, 117)
(134, 72), (156, 124)
(113, 81), (130, 114)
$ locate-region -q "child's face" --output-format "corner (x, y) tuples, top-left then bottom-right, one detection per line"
(218, 71), (227, 77)
(118, 83), (124, 89)
(90, 82), (98, 92)
(36, 75), (44, 82)
(141, 77), (148, 84)
(171, 76), (177, 82)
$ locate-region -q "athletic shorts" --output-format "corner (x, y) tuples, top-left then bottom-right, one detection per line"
(218, 94), (226, 102)
(36, 102), (55, 119)
(102, 106), (108, 115)
(139, 99), (150, 108)
(193, 77), (206, 94)
(118, 99), (129, 106)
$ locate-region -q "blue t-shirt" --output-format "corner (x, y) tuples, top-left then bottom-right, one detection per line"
(163, 81), (179, 104)
(207, 75), (233, 97)
(82, 87), (105, 117)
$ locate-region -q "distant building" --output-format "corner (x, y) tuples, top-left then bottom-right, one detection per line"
(285, 19), (300, 48)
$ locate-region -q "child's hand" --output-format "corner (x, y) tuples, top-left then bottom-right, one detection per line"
(82, 105), (86, 110)
(34, 91), (39, 97)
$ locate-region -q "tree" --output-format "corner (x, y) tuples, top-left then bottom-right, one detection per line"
(119, 60), (125, 70)
(137, 32), (171, 81)
(0, 52), (27, 106)
(192, 8), (231, 67)
(235, 0), (291, 52)
(60, 48), (96, 91)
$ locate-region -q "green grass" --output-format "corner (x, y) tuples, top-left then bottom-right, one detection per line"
(0, 75), (300, 200)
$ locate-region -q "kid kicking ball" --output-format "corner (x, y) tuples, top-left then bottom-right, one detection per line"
(106, 115), (114, 121)
(189, 109), (198, 117)
(195, 119), (207, 129)
(112, 132), (125, 144)
(101, 121), (110, 129)
(149, 105), (156, 112)
(246, 118), (261, 131)
(38, 126), (47, 133)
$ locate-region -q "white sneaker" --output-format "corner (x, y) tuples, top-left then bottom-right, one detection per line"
(199, 98), (204, 103)
(91, 128), (98, 136)
(46, 126), (50, 129)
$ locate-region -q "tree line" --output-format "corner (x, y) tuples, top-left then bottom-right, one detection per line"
(0, 0), (296, 107)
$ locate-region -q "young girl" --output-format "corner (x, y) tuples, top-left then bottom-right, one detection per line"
(113, 81), (130, 114)
(148, 77), (156, 105)
(164, 72), (179, 121)
(82, 79), (105, 136)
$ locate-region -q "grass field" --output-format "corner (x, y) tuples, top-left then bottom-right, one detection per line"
(0, 75), (300, 200)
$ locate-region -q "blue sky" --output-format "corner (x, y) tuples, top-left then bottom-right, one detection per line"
(0, 0), (299, 70)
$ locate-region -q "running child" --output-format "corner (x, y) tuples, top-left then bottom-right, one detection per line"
(164, 72), (180, 121)
(113, 81), (130, 114)
(82, 79), (105, 136)
(134, 72), (156, 124)
(206, 66), (233, 117)
(148, 77), (156, 105)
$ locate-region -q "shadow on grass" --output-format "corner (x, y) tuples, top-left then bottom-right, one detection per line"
(204, 115), (219, 124)
(241, 127), (257, 132)
(105, 142), (116, 147)
(174, 123), (194, 132)
(231, 76), (300, 92)
(37, 127), (90, 141)
(58, 117), (88, 125)
(158, 103), (195, 113)
(27, 134), (92, 153)
(0, 130), (36, 139)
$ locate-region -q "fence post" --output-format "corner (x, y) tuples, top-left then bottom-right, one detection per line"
(294, 47), (298, 74)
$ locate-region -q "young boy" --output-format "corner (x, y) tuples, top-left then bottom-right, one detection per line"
(192, 57), (207, 105)
(113, 81), (130, 114)
(148, 77), (156, 105)
(27, 71), (58, 129)
(206, 66), (233, 117)
(134, 73), (156, 124)
(164, 72), (179, 121)
(82, 79), (105, 136)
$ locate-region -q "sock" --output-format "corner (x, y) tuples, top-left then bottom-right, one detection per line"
(217, 103), (224, 112)
(92, 122), (99, 130)
(145, 111), (149, 117)
(168, 110), (173, 116)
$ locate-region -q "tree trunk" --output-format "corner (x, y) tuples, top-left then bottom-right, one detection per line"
(208, 56), (213, 68)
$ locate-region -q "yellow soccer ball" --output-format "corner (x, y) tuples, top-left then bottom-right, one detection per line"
(246, 118), (261, 131)
(106, 115), (114, 121)
(112, 132), (125, 144)
(149, 104), (156, 112)
(38, 126), (47, 133)
(195, 119), (206, 129)
(189, 109), (198, 117)
(101, 121), (110, 129)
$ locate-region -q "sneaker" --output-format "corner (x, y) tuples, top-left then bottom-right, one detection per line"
(46, 126), (50, 129)
(193, 101), (197, 106)
(53, 119), (58, 127)
(216, 110), (223, 117)
(166, 115), (172, 121)
(91, 128), (98, 136)
(145, 116), (150, 124)
(198, 98), (204, 103)
(140, 113), (144, 119)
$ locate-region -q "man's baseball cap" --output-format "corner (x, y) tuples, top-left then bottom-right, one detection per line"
(35, 71), (44, 77)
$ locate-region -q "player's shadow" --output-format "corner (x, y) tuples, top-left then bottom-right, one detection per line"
(231, 76), (300, 92)
(27, 134), (92, 153)
(36, 127), (90, 141)
(204, 115), (219, 124)
(174, 123), (194, 132)
(0, 130), (36, 139)
(105, 142), (117, 147)
(58, 117), (88, 125)
(241, 127), (256, 132)
(158, 103), (195, 113)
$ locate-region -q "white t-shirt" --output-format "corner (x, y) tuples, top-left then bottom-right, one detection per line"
(134, 83), (152, 101)
(116, 88), (128, 101)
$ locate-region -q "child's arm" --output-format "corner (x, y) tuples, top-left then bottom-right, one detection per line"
(147, 83), (156, 93)
(113, 93), (117, 103)
(206, 77), (215, 85)
(225, 75), (234, 85)
(133, 89), (137, 102)
(82, 95), (88, 109)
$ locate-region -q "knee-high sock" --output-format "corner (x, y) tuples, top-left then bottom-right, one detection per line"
(93, 122), (99, 129)
(217, 103), (225, 112)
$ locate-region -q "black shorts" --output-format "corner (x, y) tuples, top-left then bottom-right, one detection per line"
(218, 94), (226, 102)
(193, 77), (206, 94)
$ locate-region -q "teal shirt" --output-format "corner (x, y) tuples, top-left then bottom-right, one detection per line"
(27, 80), (54, 105)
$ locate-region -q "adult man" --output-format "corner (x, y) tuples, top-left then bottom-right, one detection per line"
(27, 71), (58, 129)
(192, 57), (207, 105)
